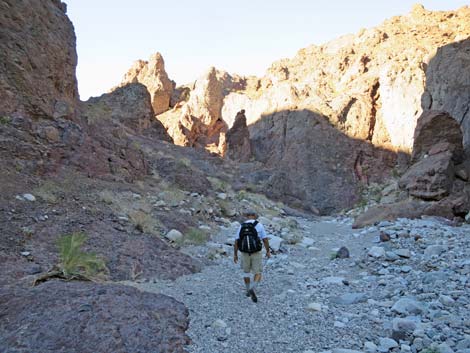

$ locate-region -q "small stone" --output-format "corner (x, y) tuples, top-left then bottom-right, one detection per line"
(395, 249), (411, 258)
(439, 295), (455, 306)
(153, 200), (167, 207)
(400, 266), (412, 273)
(217, 193), (227, 200)
(380, 232), (391, 242)
(368, 246), (386, 258)
(212, 319), (227, 329)
(165, 229), (183, 242)
(392, 318), (417, 333)
(391, 298), (425, 315)
(424, 245), (447, 257)
(334, 321), (346, 328)
(378, 337), (398, 352)
(385, 252), (400, 261)
(20, 251), (31, 256)
(337, 246), (350, 258)
(332, 349), (364, 353)
(330, 293), (367, 305)
(322, 276), (346, 285)
(364, 341), (378, 352)
(25, 265), (42, 275)
(306, 302), (323, 312)
(22, 194), (36, 201)
(438, 343), (454, 353)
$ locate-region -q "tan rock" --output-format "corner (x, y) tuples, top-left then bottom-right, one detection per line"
(120, 52), (174, 115)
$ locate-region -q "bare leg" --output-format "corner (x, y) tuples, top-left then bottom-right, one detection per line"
(244, 276), (250, 294)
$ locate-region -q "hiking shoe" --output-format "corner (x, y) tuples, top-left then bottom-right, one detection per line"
(248, 289), (258, 303)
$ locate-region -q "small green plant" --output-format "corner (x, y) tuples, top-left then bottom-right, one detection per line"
(57, 233), (107, 278)
(236, 190), (247, 201)
(33, 233), (108, 285)
(34, 180), (61, 203)
(0, 116), (10, 125)
(181, 228), (210, 245)
(330, 252), (339, 260)
(129, 210), (160, 235)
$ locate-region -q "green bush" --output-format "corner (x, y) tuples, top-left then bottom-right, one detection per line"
(182, 228), (210, 245)
(33, 232), (108, 285)
(57, 233), (107, 279)
(0, 116), (10, 125)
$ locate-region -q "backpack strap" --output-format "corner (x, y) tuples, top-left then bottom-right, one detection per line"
(253, 220), (258, 227)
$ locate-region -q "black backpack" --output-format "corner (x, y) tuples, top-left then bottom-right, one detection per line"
(238, 221), (262, 253)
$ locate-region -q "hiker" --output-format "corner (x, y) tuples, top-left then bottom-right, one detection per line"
(233, 209), (270, 302)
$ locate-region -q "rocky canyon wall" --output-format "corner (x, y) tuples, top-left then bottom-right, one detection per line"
(119, 4), (469, 212)
(0, 0), (79, 119)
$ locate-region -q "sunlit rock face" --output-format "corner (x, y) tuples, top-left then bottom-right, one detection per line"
(221, 4), (470, 153)
(112, 5), (470, 212)
(119, 52), (174, 115)
(0, 0), (79, 119)
(150, 5), (470, 156)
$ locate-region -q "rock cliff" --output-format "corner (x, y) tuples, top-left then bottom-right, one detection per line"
(119, 52), (174, 115)
(0, 0), (78, 118)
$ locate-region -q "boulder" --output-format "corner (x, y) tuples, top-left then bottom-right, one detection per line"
(410, 111), (464, 163)
(0, 282), (189, 353)
(399, 151), (455, 200)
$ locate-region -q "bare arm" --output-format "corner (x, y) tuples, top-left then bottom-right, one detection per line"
(233, 239), (239, 263)
(263, 238), (271, 258)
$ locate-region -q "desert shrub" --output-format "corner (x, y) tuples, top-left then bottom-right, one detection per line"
(207, 177), (229, 192)
(181, 228), (210, 245)
(57, 233), (107, 278)
(129, 210), (160, 235)
(0, 116), (10, 125)
(34, 180), (61, 203)
(33, 233), (108, 285)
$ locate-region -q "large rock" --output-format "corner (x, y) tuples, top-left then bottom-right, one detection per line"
(0, 0), (78, 118)
(120, 52), (174, 115)
(0, 281), (189, 353)
(399, 151), (455, 200)
(157, 67), (229, 152)
(424, 38), (470, 152)
(81, 83), (171, 141)
(225, 109), (252, 162)
(410, 111), (464, 163)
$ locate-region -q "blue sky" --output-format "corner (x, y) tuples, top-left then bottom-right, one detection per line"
(65, 1), (469, 100)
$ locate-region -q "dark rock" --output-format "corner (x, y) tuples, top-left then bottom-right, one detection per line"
(81, 83), (171, 142)
(226, 109), (252, 162)
(0, 281), (189, 353)
(25, 264), (42, 275)
(0, 0), (78, 118)
(399, 150), (455, 201)
(379, 232), (391, 242)
(336, 246), (350, 259)
(411, 111), (464, 163)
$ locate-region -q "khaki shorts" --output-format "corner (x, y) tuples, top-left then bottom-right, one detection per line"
(240, 251), (263, 274)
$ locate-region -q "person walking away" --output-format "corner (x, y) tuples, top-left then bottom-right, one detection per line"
(233, 209), (270, 302)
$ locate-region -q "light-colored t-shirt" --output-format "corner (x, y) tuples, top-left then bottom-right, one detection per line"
(235, 219), (267, 241)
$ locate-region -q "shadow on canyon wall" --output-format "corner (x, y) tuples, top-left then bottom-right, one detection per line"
(240, 108), (406, 214)
(422, 37), (470, 152)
